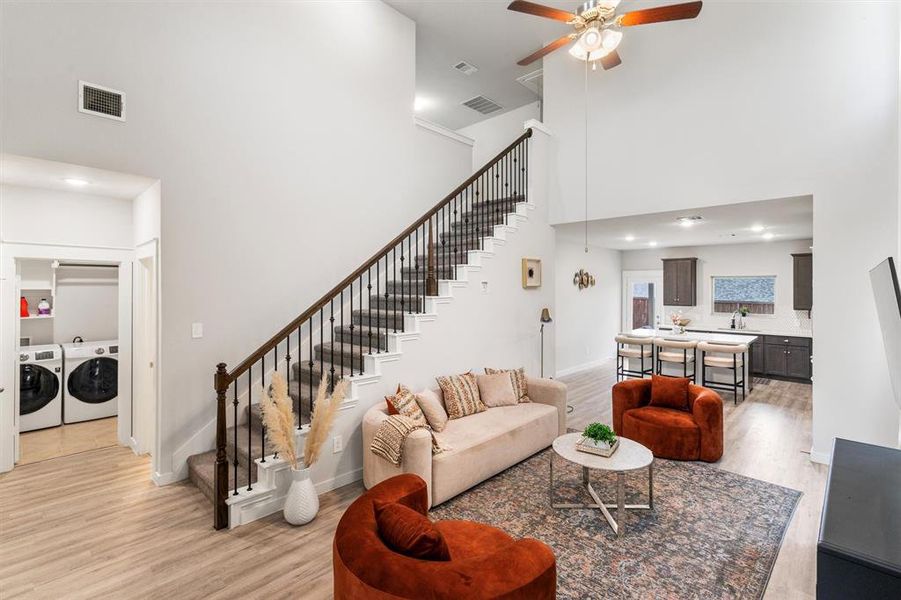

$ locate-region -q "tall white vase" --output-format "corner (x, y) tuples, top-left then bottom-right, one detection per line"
(283, 466), (319, 525)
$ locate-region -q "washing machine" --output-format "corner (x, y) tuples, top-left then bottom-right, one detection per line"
(63, 340), (119, 423)
(19, 344), (63, 432)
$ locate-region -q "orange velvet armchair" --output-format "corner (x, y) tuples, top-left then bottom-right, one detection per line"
(333, 474), (556, 600)
(612, 379), (724, 462)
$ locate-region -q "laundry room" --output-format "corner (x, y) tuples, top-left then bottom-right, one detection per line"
(0, 155), (161, 471)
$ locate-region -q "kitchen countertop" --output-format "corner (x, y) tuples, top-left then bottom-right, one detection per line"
(628, 328), (759, 344)
(658, 325), (813, 339)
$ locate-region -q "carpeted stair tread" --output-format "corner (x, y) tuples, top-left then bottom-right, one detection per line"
(368, 294), (424, 312)
(187, 449), (257, 505)
(352, 308), (407, 329)
(333, 324), (388, 349)
(294, 358), (351, 386)
(314, 341), (367, 370)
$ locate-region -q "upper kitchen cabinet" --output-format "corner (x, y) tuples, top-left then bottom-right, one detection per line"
(662, 258), (698, 306)
(792, 253), (813, 311)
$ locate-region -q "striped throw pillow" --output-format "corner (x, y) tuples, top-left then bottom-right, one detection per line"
(436, 372), (486, 419)
(386, 385), (428, 428)
(484, 367), (531, 403)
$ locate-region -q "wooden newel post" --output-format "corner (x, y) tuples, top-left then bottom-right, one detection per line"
(426, 217), (438, 296)
(214, 362), (229, 530)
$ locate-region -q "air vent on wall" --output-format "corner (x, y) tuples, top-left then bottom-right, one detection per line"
(453, 61), (479, 76)
(462, 95), (503, 115)
(78, 81), (126, 121)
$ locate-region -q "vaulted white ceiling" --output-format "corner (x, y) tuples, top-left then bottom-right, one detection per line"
(386, 0), (565, 130)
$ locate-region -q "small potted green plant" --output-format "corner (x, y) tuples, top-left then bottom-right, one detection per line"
(578, 422), (619, 457)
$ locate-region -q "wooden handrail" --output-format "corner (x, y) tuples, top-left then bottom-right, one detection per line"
(220, 128), (533, 386)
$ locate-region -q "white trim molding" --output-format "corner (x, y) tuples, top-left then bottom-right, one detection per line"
(413, 117), (475, 147)
(524, 118), (552, 137)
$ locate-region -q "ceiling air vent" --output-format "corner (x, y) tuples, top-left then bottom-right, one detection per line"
(462, 95), (503, 115)
(516, 69), (543, 97)
(453, 60), (479, 76)
(78, 81), (126, 121)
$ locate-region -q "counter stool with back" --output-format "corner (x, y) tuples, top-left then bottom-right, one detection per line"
(614, 334), (654, 381)
(697, 340), (747, 405)
(653, 337), (698, 382)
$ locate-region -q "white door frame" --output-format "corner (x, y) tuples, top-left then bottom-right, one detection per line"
(131, 239), (160, 465)
(622, 269), (664, 332)
(0, 242), (137, 474)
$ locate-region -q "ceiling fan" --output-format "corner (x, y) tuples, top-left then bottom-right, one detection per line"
(509, 0), (702, 69)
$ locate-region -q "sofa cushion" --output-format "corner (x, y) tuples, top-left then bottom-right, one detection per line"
(485, 367), (530, 403)
(431, 403), (557, 505)
(650, 374), (690, 410)
(374, 500), (451, 561)
(387, 385), (428, 428)
(415, 389), (448, 432)
(477, 373), (518, 407)
(435, 519), (514, 559)
(437, 373), (486, 420)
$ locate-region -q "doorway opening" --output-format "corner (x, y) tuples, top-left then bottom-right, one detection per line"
(623, 270), (663, 332)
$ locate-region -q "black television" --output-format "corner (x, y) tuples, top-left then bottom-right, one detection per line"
(869, 257), (901, 411)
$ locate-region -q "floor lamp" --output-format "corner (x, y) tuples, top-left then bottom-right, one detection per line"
(540, 308), (552, 377)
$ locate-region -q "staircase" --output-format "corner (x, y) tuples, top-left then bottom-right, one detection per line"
(187, 130), (532, 529)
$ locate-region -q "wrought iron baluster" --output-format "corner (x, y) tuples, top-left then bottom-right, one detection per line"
(260, 355), (266, 463)
(232, 383), (238, 496)
(329, 299), (336, 393)
(246, 368), (252, 491)
(340, 289), (344, 381)
(367, 269), (373, 355)
(358, 275), (364, 375)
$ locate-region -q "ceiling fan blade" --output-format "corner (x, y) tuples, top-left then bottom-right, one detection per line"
(619, 1), (702, 27)
(516, 34), (574, 66)
(507, 0), (576, 23)
(601, 50), (622, 70)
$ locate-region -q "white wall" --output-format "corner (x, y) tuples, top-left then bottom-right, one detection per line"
(0, 184), (133, 248)
(621, 239), (813, 335)
(554, 237), (621, 376)
(0, 1), (482, 480)
(410, 122), (473, 204)
(54, 265), (119, 344)
(133, 182), (161, 247)
(458, 102), (541, 171)
(544, 1), (900, 459)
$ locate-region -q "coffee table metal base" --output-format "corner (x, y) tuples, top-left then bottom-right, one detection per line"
(549, 454), (654, 537)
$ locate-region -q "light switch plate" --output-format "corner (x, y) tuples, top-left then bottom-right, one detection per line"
(192, 322), (203, 339)
(481, 281), (489, 294)
(333, 435), (343, 453)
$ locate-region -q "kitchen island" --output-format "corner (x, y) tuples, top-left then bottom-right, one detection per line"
(624, 328), (759, 395)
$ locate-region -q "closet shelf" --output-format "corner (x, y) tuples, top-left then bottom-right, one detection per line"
(21, 314), (54, 320)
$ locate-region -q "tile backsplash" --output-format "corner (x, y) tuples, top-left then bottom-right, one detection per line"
(662, 303), (813, 335)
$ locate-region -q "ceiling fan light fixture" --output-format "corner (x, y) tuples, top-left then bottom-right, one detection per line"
(601, 28), (623, 51)
(568, 42), (611, 62)
(579, 26), (603, 52)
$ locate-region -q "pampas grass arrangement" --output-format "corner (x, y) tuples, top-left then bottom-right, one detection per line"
(259, 372), (348, 470)
(304, 375), (348, 468)
(260, 372), (298, 469)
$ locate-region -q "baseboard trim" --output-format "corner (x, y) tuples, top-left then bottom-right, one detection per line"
(809, 448), (832, 465)
(152, 470), (183, 486)
(555, 358), (611, 378)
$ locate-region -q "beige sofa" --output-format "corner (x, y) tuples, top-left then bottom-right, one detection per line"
(362, 377), (567, 507)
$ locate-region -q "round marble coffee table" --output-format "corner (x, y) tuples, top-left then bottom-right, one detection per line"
(550, 432), (654, 537)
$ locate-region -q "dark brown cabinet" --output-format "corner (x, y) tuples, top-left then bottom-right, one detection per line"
(792, 253), (813, 311)
(662, 258), (697, 306)
(762, 335), (812, 382)
(750, 340), (765, 376)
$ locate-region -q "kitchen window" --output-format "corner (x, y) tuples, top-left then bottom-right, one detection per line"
(712, 275), (776, 315)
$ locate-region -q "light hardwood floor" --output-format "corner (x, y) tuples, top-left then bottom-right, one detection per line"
(17, 417), (118, 465)
(0, 363), (824, 599)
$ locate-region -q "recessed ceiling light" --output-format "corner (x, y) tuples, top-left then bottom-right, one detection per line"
(677, 216), (703, 227)
(63, 178), (89, 187)
(648, 241), (658, 247)
(413, 96), (432, 112)
(762, 232), (775, 240)
(625, 235), (635, 242)
(750, 224), (765, 233)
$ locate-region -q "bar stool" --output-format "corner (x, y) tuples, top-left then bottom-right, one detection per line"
(615, 334), (654, 381)
(698, 341), (747, 405)
(653, 337), (698, 382)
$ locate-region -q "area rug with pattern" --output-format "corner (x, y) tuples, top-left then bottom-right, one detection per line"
(429, 445), (801, 600)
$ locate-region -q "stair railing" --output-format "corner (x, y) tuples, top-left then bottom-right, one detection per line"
(212, 129), (532, 529)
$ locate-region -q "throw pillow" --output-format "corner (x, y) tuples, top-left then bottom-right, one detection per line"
(386, 385), (428, 427)
(374, 500), (451, 561)
(436, 372), (486, 420)
(649, 374), (691, 410)
(485, 367), (531, 403)
(477, 373), (518, 407)
(415, 389), (449, 432)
